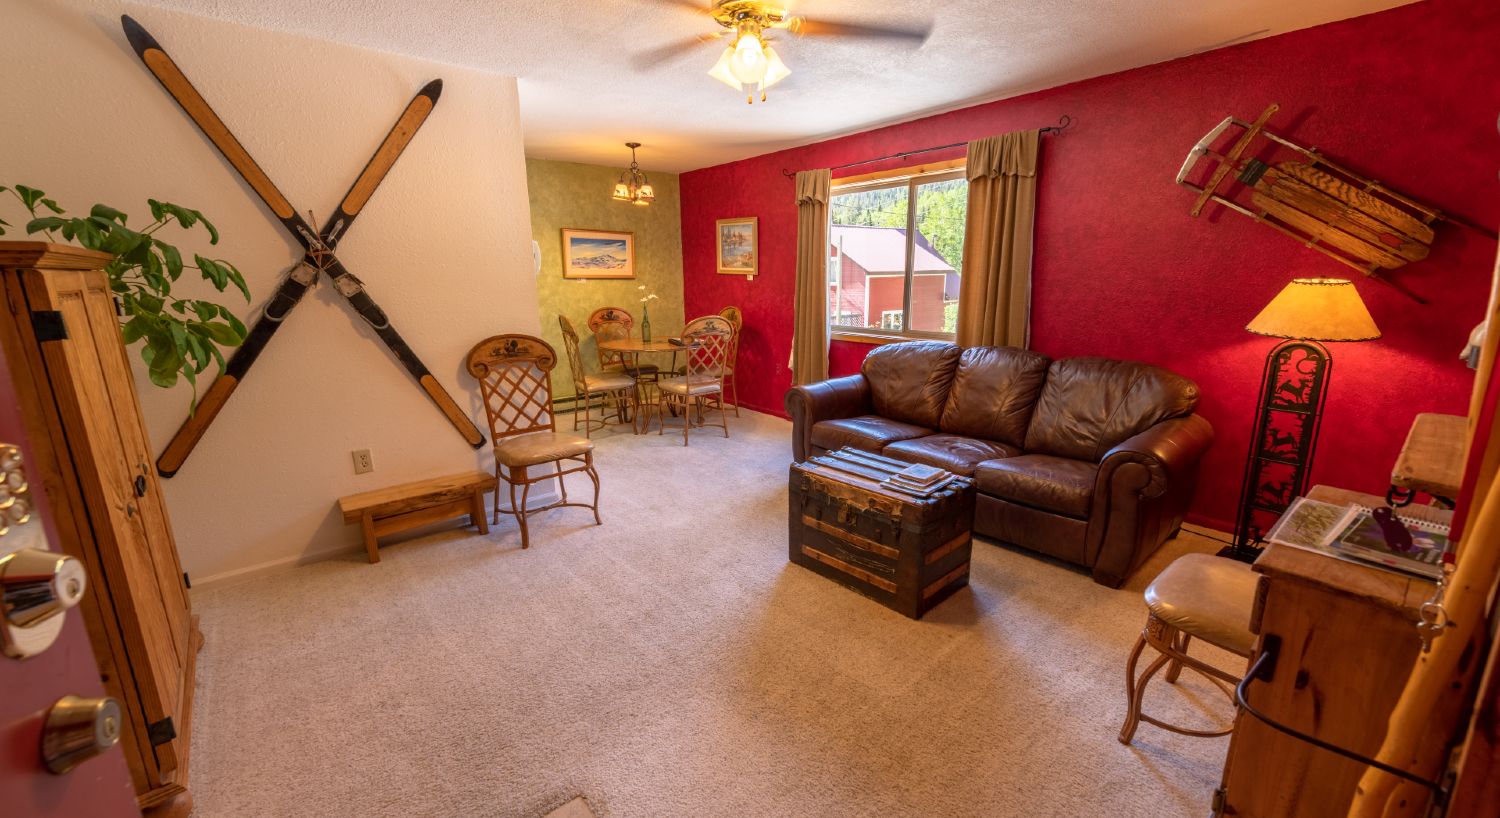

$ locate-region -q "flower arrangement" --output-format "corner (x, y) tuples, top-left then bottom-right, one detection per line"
(638, 284), (660, 341)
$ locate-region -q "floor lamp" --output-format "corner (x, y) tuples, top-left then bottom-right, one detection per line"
(1225, 278), (1381, 561)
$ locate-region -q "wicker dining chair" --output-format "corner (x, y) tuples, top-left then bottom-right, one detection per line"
(593, 319), (660, 383)
(717, 305), (743, 417)
(655, 317), (733, 446)
(559, 315), (635, 437)
(586, 306), (634, 333)
(464, 334), (602, 549)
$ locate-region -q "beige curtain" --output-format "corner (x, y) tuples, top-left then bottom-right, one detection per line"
(791, 168), (831, 385)
(956, 130), (1040, 348)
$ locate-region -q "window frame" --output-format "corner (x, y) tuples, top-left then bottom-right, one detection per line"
(827, 163), (967, 344)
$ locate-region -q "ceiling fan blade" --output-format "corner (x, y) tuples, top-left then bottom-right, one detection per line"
(631, 32), (724, 71)
(791, 17), (932, 43)
(651, 0), (712, 11)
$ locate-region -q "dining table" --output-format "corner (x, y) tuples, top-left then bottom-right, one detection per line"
(597, 337), (699, 434)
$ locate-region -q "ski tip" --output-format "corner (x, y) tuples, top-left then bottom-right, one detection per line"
(420, 78), (443, 101)
(120, 15), (160, 56)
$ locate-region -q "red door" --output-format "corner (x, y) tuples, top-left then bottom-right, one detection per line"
(0, 343), (139, 816)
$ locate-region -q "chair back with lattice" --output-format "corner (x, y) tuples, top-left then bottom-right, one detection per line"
(593, 319), (632, 370)
(680, 317), (733, 382)
(556, 315), (591, 393)
(587, 306), (634, 334)
(717, 306), (742, 369)
(465, 334), (558, 441)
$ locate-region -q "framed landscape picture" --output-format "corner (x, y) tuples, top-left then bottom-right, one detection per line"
(561, 228), (635, 279)
(716, 217), (757, 276)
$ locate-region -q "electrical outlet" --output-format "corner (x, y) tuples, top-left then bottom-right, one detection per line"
(351, 449), (374, 474)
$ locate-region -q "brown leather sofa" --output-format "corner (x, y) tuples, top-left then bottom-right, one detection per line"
(785, 341), (1214, 587)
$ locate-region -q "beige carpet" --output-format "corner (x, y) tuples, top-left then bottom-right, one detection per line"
(188, 411), (1240, 817)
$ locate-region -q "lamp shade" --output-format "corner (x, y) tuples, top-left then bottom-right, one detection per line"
(1246, 278), (1381, 342)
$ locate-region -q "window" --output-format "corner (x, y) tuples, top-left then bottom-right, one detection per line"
(827, 167), (968, 340)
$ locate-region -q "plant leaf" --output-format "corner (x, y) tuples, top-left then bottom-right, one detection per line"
(195, 210), (219, 245)
(15, 185), (43, 210)
(89, 203), (127, 226)
(221, 260), (250, 301)
(155, 240), (183, 279)
(25, 216), (67, 234)
(39, 198), (63, 214)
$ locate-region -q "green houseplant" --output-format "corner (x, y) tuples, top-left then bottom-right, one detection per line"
(1, 185), (250, 404)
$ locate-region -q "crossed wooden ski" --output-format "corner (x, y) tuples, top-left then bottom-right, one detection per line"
(121, 16), (485, 477)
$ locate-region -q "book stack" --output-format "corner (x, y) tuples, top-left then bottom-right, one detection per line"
(881, 463), (958, 498)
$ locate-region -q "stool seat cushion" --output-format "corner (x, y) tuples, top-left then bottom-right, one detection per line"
(1143, 553), (1258, 657)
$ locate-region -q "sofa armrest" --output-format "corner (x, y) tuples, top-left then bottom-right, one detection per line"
(1087, 414), (1215, 586)
(1096, 414), (1216, 501)
(784, 375), (872, 462)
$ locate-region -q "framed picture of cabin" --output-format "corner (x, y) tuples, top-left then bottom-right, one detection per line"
(716, 217), (757, 276)
(561, 228), (635, 279)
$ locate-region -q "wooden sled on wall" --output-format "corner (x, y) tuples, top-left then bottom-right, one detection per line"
(1176, 103), (1497, 304)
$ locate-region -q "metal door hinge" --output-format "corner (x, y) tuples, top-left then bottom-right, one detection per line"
(146, 716), (176, 746)
(182, 572), (191, 590)
(31, 310), (67, 342)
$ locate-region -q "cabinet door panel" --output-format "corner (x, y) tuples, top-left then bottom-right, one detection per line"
(22, 268), (185, 774)
(81, 275), (190, 661)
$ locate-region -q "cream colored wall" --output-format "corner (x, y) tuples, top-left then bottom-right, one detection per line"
(2, 1), (538, 583)
(525, 158), (684, 399)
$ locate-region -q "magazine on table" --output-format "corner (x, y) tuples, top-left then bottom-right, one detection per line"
(1264, 496), (1450, 580)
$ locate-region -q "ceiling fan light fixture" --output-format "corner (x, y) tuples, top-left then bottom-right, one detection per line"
(729, 33), (766, 84)
(761, 45), (791, 88)
(708, 46), (741, 90)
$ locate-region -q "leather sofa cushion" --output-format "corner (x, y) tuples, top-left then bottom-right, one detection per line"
(939, 346), (1051, 447)
(974, 455), (1098, 519)
(1024, 357), (1200, 462)
(882, 434), (1021, 477)
(861, 341), (962, 429)
(811, 416), (931, 454)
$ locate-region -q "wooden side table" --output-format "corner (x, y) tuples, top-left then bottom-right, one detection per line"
(1215, 485), (1460, 817)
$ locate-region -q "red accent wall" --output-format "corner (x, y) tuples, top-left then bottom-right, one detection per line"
(681, 0), (1500, 531)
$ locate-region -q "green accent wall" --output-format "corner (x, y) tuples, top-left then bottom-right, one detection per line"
(526, 157), (685, 399)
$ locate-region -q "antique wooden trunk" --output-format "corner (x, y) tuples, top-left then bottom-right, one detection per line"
(788, 448), (975, 619)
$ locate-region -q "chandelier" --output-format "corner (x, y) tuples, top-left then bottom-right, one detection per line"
(611, 142), (655, 206)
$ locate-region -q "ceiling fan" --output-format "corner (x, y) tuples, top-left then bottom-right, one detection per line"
(635, 1), (933, 104)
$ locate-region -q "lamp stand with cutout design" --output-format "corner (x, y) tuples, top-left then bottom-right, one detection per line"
(1226, 278), (1381, 561)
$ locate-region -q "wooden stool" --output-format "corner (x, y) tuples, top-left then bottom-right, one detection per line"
(338, 471), (492, 563)
(1118, 553), (1259, 745)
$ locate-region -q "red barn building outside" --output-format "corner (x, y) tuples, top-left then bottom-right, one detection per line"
(828, 224), (958, 333)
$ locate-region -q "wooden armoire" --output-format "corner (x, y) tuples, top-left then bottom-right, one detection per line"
(0, 242), (200, 815)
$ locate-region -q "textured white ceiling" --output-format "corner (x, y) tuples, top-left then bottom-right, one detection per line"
(131, 0), (1416, 172)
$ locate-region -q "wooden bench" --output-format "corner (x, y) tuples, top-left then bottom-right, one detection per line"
(338, 471), (492, 563)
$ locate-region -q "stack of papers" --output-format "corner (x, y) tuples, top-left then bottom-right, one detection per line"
(1265, 497), (1450, 580)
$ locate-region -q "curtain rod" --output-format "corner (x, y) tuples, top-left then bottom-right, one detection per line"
(780, 115), (1073, 179)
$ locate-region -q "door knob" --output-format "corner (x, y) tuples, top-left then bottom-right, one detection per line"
(0, 548), (87, 659)
(41, 695), (122, 774)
